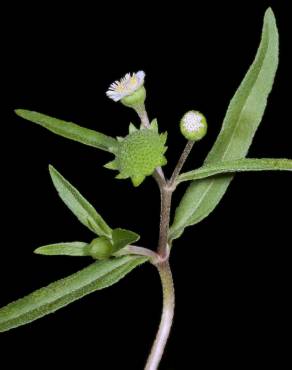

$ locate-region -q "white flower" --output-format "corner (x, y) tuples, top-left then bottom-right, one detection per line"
(106, 71), (145, 102)
(182, 111), (204, 132)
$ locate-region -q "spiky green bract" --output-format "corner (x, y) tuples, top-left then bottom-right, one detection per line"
(105, 124), (167, 186)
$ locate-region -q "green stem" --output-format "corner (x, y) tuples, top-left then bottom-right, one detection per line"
(144, 261), (175, 370)
(134, 103), (150, 128)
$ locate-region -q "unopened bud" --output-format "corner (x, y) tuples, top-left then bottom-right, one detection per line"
(88, 237), (114, 260)
(180, 110), (207, 141)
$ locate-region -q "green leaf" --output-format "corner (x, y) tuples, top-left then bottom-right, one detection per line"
(49, 165), (112, 237)
(34, 242), (90, 256)
(0, 255), (147, 332)
(112, 228), (140, 253)
(170, 8), (279, 241)
(177, 158), (292, 183)
(15, 109), (118, 153)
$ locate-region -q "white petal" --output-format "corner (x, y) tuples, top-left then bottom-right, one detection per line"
(136, 70), (145, 84)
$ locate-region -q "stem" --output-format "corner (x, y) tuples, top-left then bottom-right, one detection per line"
(135, 103), (151, 128)
(145, 261), (175, 370)
(153, 170), (165, 188)
(157, 186), (172, 259)
(144, 131), (195, 369)
(114, 245), (160, 262)
(169, 140), (194, 186)
(156, 142), (197, 258)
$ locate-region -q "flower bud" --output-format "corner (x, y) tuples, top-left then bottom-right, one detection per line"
(180, 110), (207, 141)
(88, 236), (114, 260)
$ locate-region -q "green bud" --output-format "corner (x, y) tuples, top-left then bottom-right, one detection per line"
(88, 237), (114, 260)
(121, 86), (146, 108)
(180, 110), (207, 141)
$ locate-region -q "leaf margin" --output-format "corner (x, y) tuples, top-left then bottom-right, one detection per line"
(177, 158), (292, 183)
(15, 109), (118, 153)
(49, 165), (112, 237)
(0, 255), (147, 332)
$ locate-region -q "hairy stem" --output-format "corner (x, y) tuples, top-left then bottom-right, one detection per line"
(145, 134), (195, 369)
(145, 261), (175, 370)
(153, 169), (166, 188)
(169, 140), (194, 186)
(156, 142), (195, 258)
(157, 186), (172, 259)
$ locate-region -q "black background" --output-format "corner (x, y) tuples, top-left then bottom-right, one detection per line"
(1, 1), (291, 369)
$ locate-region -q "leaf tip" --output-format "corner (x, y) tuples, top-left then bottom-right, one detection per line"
(48, 165), (61, 187)
(48, 164), (56, 176)
(265, 7), (275, 18)
(264, 7), (277, 29)
(14, 109), (26, 117)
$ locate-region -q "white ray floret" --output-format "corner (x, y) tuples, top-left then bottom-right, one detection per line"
(106, 71), (145, 102)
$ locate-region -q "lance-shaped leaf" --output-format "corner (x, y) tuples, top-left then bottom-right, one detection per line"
(15, 110), (118, 153)
(112, 228), (140, 253)
(49, 165), (112, 237)
(170, 8), (279, 241)
(0, 255), (147, 332)
(34, 242), (90, 256)
(177, 158), (292, 183)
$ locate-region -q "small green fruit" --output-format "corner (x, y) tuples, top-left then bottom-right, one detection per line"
(88, 237), (114, 260)
(104, 123), (167, 187)
(180, 110), (207, 141)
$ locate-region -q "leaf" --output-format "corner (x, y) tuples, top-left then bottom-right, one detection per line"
(49, 165), (112, 237)
(170, 8), (279, 241)
(112, 228), (140, 252)
(177, 158), (292, 183)
(15, 109), (118, 153)
(0, 255), (147, 332)
(34, 242), (90, 256)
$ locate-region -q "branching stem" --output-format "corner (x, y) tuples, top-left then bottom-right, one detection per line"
(136, 107), (194, 370)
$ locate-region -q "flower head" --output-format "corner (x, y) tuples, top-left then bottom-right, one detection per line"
(106, 71), (145, 102)
(180, 110), (207, 141)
